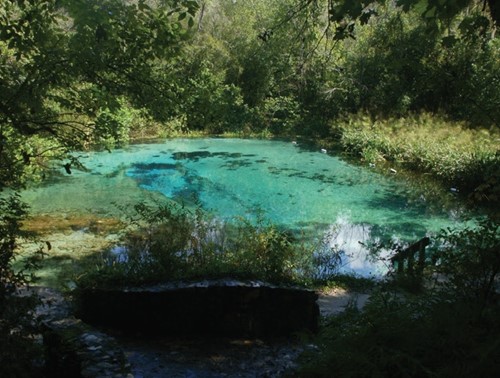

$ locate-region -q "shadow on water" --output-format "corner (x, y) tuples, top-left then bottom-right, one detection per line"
(220, 159), (254, 170)
(132, 163), (179, 171)
(172, 151), (257, 162)
(364, 186), (454, 219)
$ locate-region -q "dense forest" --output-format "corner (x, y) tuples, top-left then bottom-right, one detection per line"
(1, 0), (499, 195)
(1, 0), (499, 376)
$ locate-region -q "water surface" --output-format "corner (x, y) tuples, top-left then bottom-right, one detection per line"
(22, 138), (471, 276)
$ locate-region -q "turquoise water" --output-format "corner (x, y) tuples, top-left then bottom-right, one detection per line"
(22, 138), (471, 276)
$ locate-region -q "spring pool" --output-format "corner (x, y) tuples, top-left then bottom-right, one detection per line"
(22, 138), (472, 276)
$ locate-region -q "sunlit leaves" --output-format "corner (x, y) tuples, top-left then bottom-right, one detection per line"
(327, 0), (497, 40)
(0, 0), (61, 59)
(0, 0), (199, 189)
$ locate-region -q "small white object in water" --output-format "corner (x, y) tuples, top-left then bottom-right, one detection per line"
(369, 163), (375, 168)
(390, 168), (397, 174)
(292, 141), (298, 145)
(450, 187), (459, 193)
(321, 148), (327, 153)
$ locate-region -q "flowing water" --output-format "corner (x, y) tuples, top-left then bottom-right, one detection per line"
(22, 138), (472, 277)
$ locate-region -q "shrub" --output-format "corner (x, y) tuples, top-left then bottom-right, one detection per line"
(0, 194), (44, 378)
(430, 218), (500, 313)
(297, 218), (500, 377)
(76, 202), (340, 289)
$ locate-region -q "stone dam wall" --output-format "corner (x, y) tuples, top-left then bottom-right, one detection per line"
(77, 280), (319, 337)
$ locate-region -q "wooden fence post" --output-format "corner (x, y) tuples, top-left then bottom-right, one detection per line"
(391, 237), (430, 275)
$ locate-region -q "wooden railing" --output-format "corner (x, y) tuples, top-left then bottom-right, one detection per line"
(390, 237), (430, 275)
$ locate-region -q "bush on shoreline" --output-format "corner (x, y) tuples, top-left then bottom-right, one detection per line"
(75, 201), (343, 289)
(297, 219), (500, 377)
(332, 113), (500, 206)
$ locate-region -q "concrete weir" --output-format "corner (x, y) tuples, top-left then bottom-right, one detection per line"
(77, 280), (319, 337)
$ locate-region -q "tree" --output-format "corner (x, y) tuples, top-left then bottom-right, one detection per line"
(326, 0), (499, 37)
(0, 0), (198, 188)
(0, 0), (198, 374)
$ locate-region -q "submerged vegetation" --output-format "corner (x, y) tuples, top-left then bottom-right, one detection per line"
(1, 0), (499, 376)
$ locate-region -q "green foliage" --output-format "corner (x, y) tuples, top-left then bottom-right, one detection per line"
(182, 65), (249, 133)
(0, 0), (197, 187)
(176, 0), (329, 135)
(0, 194), (44, 378)
(322, 3), (500, 126)
(227, 215), (304, 281)
(299, 290), (500, 377)
(260, 96), (301, 135)
(76, 202), (343, 289)
(298, 219), (500, 377)
(326, 0), (500, 32)
(335, 113), (500, 203)
(0, 194), (37, 294)
(173, 1), (497, 137)
(430, 219), (500, 310)
(238, 53), (273, 108)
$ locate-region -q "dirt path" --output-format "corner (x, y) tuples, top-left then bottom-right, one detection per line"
(317, 287), (370, 316)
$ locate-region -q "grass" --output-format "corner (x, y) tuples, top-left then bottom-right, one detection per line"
(331, 113), (500, 206)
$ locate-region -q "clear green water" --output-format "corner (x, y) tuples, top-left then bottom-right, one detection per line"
(22, 138), (471, 276)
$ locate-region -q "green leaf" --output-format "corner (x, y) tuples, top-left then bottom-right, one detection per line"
(178, 12), (187, 21)
(396, 0), (420, 12)
(138, 1), (151, 12)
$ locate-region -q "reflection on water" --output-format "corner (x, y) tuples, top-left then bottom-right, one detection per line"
(324, 215), (393, 276)
(21, 138), (474, 277)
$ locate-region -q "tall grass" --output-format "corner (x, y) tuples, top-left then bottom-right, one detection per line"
(333, 113), (500, 204)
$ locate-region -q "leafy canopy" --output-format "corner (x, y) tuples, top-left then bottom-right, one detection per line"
(0, 0), (198, 188)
